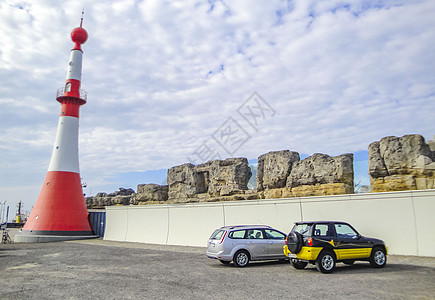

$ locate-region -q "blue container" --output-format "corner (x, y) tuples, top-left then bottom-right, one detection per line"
(88, 210), (106, 237)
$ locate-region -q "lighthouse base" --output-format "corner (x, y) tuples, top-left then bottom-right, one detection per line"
(14, 230), (98, 243)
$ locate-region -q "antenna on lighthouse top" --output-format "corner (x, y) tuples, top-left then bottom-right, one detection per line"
(71, 9), (88, 50)
(80, 9), (84, 27)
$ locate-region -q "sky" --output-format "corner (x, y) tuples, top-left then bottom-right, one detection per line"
(1, 0), (434, 220)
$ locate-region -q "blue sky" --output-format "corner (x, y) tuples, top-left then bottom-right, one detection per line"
(1, 0), (434, 219)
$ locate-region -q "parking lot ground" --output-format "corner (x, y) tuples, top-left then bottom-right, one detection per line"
(1, 236), (434, 300)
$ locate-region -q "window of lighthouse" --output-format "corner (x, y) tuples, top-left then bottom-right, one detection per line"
(65, 82), (71, 92)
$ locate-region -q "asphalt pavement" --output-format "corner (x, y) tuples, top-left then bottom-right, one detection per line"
(1, 229), (434, 300)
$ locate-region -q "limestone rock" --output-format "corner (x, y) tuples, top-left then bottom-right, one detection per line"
(369, 134), (435, 192)
(86, 188), (135, 208)
(167, 163), (204, 200)
(286, 153), (354, 188)
(85, 196), (94, 208)
(132, 184), (168, 204)
(291, 183), (353, 197)
(108, 188), (135, 197)
(167, 158), (252, 201)
(415, 177), (435, 190)
(368, 142), (389, 177)
(194, 161), (213, 194)
(263, 187), (292, 199)
(257, 152), (354, 199)
(207, 158), (252, 197)
(257, 150), (300, 191)
(370, 175), (417, 192)
(87, 194), (132, 208)
(428, 136), (435, 154)
(192, 190), (259, 203)
(110, 195), (132, 205)
(378, 135), (432, 175)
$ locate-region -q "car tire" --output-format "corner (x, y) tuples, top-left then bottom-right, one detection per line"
(233, 250), (250, 267)
(290, 259), (308, 269)
(369, 247), (387, 268)
(219, 260), (230, 265)
(315, 251), (336, 273)
(287, 232), (303, 254)
(343, 260), (355, 265)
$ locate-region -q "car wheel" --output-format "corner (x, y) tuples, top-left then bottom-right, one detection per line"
(233, 250), (250, 267)
(315, 251), (336, 273)
(369, 247), (387, 268)
(219, 260), (230, 265)
(343, 260), (355, 265)
(290, 259), (308, 270)
(287, 232), (303, 254)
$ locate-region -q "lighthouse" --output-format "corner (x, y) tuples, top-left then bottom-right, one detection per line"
(15, 14), (97, 242)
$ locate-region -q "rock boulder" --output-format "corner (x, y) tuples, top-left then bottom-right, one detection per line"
(286, 153), (354, 188)
(132, 184), (169, 204)
(208, 158), (252, 196)
(167, 163), (204, 200)
(257, 150), (300, 191)
(378, 135), (432, 175)
(86, 188), (134, 208)
(369, 134), (435, 192)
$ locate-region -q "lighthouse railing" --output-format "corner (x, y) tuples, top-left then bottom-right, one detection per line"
(56, 87), (88, 101)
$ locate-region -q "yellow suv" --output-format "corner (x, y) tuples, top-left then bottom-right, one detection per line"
(283, 221), (387, 273)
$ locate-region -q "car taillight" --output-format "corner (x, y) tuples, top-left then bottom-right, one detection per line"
(219, 231), (227, 244)
(285, 237), (287, 245)
(308, 237), (313, 246)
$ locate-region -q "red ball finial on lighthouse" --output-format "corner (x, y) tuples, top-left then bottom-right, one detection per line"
(71, 10), (88, 51)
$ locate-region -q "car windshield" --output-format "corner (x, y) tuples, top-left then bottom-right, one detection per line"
(292, 224), (312, 236)
(209, 229), (225, 240)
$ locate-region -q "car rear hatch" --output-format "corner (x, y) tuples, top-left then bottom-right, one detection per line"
(207, 229), (227, 256)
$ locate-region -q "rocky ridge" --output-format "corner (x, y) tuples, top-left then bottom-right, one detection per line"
(86, 134), (434, 208)
(87, 151), (354, 208)
(86, 188), (135, 209)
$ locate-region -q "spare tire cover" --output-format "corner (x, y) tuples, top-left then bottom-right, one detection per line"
(287, 232), (303, 254)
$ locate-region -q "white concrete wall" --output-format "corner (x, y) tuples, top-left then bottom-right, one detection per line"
(104, 189), (435, 257)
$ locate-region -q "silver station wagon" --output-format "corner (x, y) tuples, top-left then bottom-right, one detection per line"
(206, 225), (288, 267)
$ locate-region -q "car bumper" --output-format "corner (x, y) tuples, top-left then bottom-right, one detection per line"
(283, 245), (322, 261)
(206, 251), (232, 261)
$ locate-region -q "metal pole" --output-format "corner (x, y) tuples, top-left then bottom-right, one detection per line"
(6, 206), (9, 226)
(0, 201), (5, 224)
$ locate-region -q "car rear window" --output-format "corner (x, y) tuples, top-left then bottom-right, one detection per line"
(313, 224), (329, 236)
(292, 224), (312, 237)
(210, 229), (226, 240)
(228, 230), (245, 239)
(264, 229), (286, 240)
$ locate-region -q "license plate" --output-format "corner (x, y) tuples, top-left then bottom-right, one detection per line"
(288, 253), (297, 258)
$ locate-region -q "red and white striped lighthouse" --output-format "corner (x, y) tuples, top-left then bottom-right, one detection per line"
(16, 14), (96, 242)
